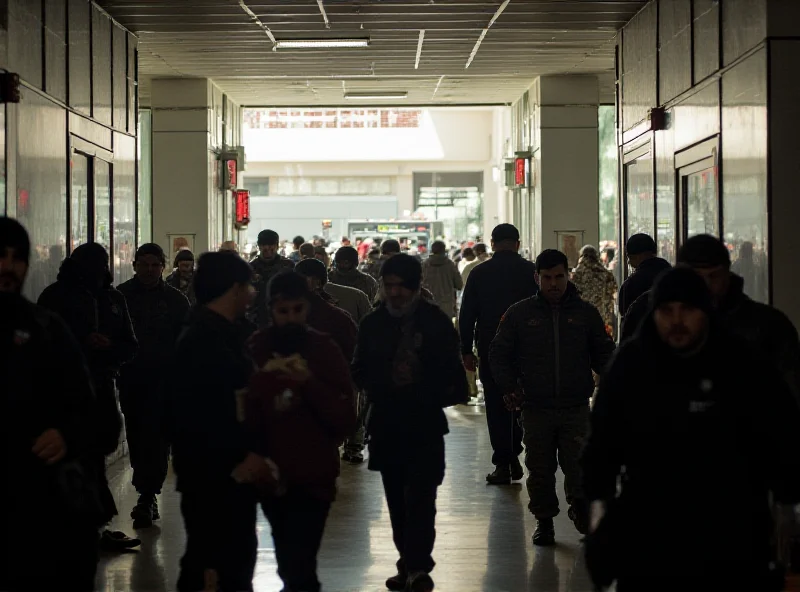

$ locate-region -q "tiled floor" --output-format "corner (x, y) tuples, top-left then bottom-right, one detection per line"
(96, 405), (594, 592)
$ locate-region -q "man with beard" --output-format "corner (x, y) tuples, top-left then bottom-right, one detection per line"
(490, 249), (614, 546)
(582, 268), (800, 591)
(0, 218), (102, 590)
(38, 242), (140, 551)
(250, 229), (295, 328)
(329, 245), (378, 301)
(352, 254), (469, 592)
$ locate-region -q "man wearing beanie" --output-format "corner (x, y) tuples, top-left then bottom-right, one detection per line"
(0, 218), (103, 589)
(352, 254), (469, 592)
(459, 223), (538, 486)
(582, 267), (800, 591)
(166, 249), (196, 304)
(165, 252), (273, 592)
(250, 229), (294, 328)
(38, 242), (141, 551)
(329, 245), (378, 301)
(618, 233), (671, 322)
(118, 243), (190, 528)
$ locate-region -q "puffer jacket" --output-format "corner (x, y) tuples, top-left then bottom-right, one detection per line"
(328, 268), (378, 301)
(490, 283), (615, 409)
(571, 256), (618, 328)
(422, 253), (463, 318)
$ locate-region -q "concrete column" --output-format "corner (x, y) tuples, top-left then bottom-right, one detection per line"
(151, 78), (214, 256)
(532, 75), (599, 260)
(396, 174), (414, 216)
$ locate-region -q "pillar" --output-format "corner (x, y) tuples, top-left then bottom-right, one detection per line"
(151, 78), (215, 258)
(532, 75), (599, 260)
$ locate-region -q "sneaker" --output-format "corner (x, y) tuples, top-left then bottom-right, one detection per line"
(99, 529), (141, 551)
(486, 465), (511, 485)
(568, 502), (589, 535)
(510, 457), (524, 481)
(131, 494), (155, 529)
(342, 451), (364, 464)
(407, 572), (434, 592)
(532, 518), (556, 546)
(385, 572), (407, 591)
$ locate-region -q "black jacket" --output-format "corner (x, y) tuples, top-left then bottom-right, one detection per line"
(582, 313), (800, 577)
(117, 277), (190, 387)
(490, 283), (615, 409)
(458, 250), (538, 358)
(352, 299), (468, 475)
(1, 294), (100, 519)
(617, 256), (671, 319)
(249, 255), (295, 328)
(166, 307), (255, 492)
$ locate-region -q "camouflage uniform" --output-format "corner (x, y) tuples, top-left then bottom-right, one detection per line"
(571, 256), (618, 329)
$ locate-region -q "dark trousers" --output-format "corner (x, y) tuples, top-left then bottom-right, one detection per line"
(480, 358), (523, 467)
(521, 405), (589, 519)
(262, 492), (332, 592)
(178, 484), (258, 592)
(120, 394), (169, 496)
(381, 470), (439, 575)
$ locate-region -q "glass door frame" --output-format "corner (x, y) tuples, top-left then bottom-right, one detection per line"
(621, 136), (654, 281)
(68, 135), (114, 258)
(674, 136), (720, 245)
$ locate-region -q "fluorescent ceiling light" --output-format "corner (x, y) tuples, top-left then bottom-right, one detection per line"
(415, 30), (425, 69)
(344, 92), (408, 100)
(275, 38), (369, 49)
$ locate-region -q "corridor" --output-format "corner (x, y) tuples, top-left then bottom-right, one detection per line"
(96, 405), (592, 592)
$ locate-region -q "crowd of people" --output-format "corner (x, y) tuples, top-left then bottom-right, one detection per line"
(2, 214), (800, 592)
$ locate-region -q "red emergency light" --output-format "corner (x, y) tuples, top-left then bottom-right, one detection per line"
(227, 159), (237, 188)
(515, 157), (526, 186)
(235, 189), (250, 229)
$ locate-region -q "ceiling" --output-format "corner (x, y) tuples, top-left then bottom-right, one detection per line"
(96, 0), (647, 107)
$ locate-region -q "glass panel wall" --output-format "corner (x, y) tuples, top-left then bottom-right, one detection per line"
(138, 109), (152, 244)
(625, 153), (655, 239)
(598, 105), (619, 259)
(71, 152), (90, 250)
(685, 167), (718, 238)
(114, 133), (136, 285)
(95, 159), (112, 253)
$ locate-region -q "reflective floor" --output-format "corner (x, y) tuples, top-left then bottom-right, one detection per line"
(97, 405), (594, 592)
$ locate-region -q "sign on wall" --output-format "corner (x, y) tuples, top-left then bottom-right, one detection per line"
(235, 189), (250, 229)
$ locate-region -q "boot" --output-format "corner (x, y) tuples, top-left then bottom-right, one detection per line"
(99, 529), (141, 552)
(407, 572), (435, 592)
(131, 494), (155, 529)
(385, 572), (407, 591)
(532, 518), (556, 546)
(486, 465), (511, 485)
(510, 457), (524, 481)
(568, 501), (589, 535)
(342, 450), (364, 464)
(152, 497), (161, 521)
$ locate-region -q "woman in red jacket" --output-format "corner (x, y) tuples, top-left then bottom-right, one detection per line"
(246, 271), (356, 592)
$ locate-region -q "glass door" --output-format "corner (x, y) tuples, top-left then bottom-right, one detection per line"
(94, 159), (112, 254)
(71, 152), (91, 251)
(675, 138), (720, 244)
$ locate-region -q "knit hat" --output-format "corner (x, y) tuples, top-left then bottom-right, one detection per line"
(173, 249), (195, 269)
(295, 258), (328, 285)
(194, 252), (252, 305)
(135, 243), (166, 265)
(626, 233), (657, 256)
(0, 217), (31, 263)
(677, 234), (731, 269)
(649, 267), (712, 314)
(268, 270), (309, 302)
(334, 245), (358, 265)
(381, 253), (422, 291)
(491, 223), (520, 243)
(381, 239), (401, 255)
(70, 242), (112, 287)
(257, 229), (279, 246)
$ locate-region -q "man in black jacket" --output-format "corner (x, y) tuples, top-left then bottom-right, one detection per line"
(166, 252), (273, 592)
(459, 223), (538, 485)
(0, 218), (102, 590)
(118, 243), (190, 528)
(353, 254), (468, 592)
(250, 229), (295, 328)
(618, 233), (671, 322)
(491, 249), (614, 546)
(582, 268), (800, 590)
(38, 242), (140, 551)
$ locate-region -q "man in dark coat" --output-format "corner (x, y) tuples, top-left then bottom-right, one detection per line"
(166, 248), (196, 305)
(617, 233), (671, 321)
(459, 223), (538, 485)
(118, 243), (190, 528)
(582, 268), (800, 591)
(38, 242), (140, 551)
(329, 245), (379, 301)
(165, 252), (272, 592)
(250, 229), (295, 328)
(353, 254), (469, 592)
(490, 249), (615, 546)
(0, 218), (103, 591)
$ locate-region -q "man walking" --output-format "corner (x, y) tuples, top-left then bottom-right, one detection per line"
(422, 241), (463, 319)
(459, 224), (538, 485)
(329, 245), (378, 301)
(491, 249), (614, 546)
(618, 233), (670, 322)
(249, 229), (294, 328)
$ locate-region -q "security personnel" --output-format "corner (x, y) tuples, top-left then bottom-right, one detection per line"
(459, 223), (538, 485)
(118, 243), (190, 529)
(491, 249), (614, 546)
(249, 229), (295, 328)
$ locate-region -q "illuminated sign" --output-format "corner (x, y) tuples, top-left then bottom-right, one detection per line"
(226, 159), (237, 188)
(235, 189), (250, 228)
(515, 157), (526, 186)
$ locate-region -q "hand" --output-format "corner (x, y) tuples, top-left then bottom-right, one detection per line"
(32, 429), (67, 465)
(87, 332), (112, 349)
(462, 353), (477, 372)
(231, 452), (276, 485)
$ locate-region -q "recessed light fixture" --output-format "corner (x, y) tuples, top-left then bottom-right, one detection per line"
(275, 38), (370, 49)
(344, 91), (408, 100)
